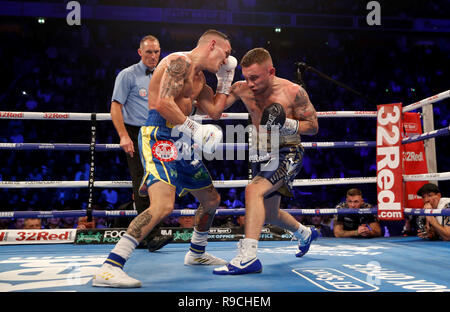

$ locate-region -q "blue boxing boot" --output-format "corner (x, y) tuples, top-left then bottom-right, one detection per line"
(213, 239), (262, 275)
(296, 226), (320, 258)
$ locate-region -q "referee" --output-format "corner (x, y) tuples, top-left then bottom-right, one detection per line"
(110, 35), (172, 251)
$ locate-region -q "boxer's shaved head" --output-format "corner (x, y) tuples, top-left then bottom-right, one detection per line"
(196, 29), (232, 73)
(197, 29), (230, 46)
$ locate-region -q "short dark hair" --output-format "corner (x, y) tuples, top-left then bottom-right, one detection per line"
(197, 29), (229, 45)
(240, 47), (272, 68)
(417, 183), (440, 197)
(347, 188), (362, 197)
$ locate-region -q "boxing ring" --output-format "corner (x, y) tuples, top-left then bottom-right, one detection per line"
(0, 238), (449, 292)
(1, 90), (450, 293)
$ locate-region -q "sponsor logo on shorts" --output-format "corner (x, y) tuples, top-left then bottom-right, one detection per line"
(152, 140), (177, 162)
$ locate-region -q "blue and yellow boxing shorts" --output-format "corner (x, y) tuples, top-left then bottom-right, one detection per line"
(138, 110), (213, 197)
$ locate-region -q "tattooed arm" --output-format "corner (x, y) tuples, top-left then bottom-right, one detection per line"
(292, 85), (318, 135)
(195, 81), (242, 120)
(153, 55), (191, 125)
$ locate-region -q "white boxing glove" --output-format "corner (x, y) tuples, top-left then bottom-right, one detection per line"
(216, 55), (237, 95)
(177, 117), (222, 154)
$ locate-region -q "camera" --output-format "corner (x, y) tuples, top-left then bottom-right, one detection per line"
(416, 216), (426, 233)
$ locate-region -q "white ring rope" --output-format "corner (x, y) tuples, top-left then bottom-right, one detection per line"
(1, 89), (448, 121)
(0, 111), (377, 121)
(402, 89), (450, 112)
(0, 177), (373, 189)
(1, 172), (449, 189)
(0, 112), (112, 121)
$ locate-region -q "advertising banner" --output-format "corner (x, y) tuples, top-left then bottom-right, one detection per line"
(376, 103), (403, 220)
(0, 229), (76, 245)
(402, 112), (428, 207)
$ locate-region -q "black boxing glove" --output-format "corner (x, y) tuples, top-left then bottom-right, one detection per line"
(260, 103), (299, 135)
(260, 103), (285, 128)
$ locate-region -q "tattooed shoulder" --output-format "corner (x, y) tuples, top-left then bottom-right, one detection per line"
(161, 56), (191, 99)
(167, 56), (190, 77)
(292, 85), (318, 134)
(294, 87), (308, 105)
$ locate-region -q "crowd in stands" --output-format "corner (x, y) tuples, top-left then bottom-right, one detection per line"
(0, 2), (449, 235)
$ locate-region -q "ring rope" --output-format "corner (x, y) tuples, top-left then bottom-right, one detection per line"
(1, 172), (449, 189)
(0, 124), (448, 152)
(401, 125), (450, 144)
(1, 89), (448, 121)
(0, 142), (248, 151)
(1, 121), (448, 153)
(0, 141), (377, 151)
(0, 111), (377, 121)
(0, 177), (375, 189)
(1, 208), (449, 220)
(402, 89), (450, 113)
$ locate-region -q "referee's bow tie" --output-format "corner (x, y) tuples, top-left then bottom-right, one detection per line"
(145, 68), (154, 75)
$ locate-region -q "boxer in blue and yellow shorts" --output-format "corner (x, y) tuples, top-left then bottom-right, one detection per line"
(93, 29), (237, 288)
(138, 110), (213, 198)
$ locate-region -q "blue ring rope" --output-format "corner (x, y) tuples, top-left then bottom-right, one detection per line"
(0, 125), (448, 151)
(1, 208), (449, 219)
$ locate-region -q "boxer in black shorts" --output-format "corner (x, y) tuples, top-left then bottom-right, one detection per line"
(213, 48), (320, 275)
(251, 144), (304, 199)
